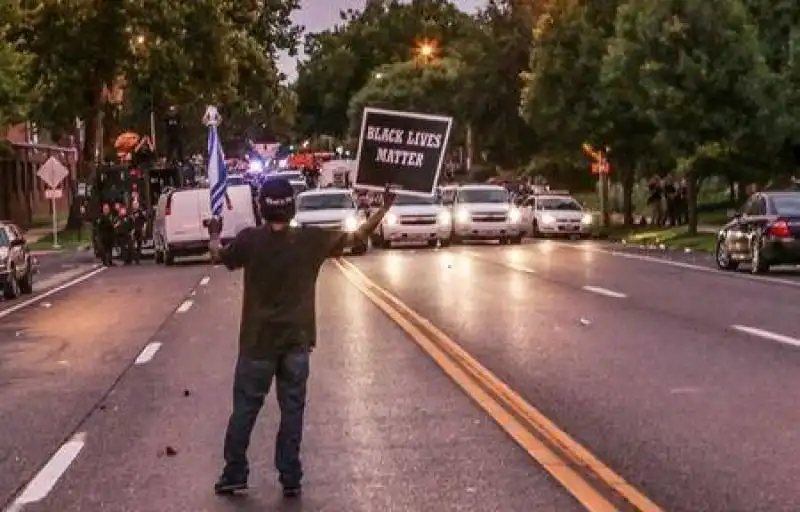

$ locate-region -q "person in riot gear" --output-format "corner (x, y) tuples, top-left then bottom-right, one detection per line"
(95, 203), (116, 266)
(130, 201), (148, 264)
(206, 178), (396, 498)
(114, 205), (135, 265)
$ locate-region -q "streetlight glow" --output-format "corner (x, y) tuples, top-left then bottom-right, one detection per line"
(135, 34), (145, 45)
(414, 39), (438, 64)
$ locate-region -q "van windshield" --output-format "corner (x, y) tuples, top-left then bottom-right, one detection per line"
(297, 193), (353, 211)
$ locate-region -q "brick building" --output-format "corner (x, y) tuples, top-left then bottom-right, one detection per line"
(0, 123), (78, 228)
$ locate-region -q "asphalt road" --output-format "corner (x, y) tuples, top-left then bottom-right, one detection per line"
(350, 239), (800, 511)
(5, 238), (800, 511)
(1, 257), (579, 512)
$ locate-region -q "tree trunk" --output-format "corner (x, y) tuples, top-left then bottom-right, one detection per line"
(729, 180), (736, 203)
(622, 165), (634, 225)
(687, 173), (698, 235)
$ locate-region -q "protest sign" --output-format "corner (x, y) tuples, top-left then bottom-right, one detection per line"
(354, 107), (452, 196)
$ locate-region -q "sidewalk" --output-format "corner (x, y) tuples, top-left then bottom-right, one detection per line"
(19, 266), (581, 511)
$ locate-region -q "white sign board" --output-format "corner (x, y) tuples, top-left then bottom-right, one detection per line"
(45, 188), (63, 199)
(37, 157), (69, 189)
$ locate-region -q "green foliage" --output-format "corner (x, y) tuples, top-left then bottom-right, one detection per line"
(295, 0), (478, 138)
(11, 0), (300, 163)
(0, 1), (31, 126)
(347, 58), (463, 135)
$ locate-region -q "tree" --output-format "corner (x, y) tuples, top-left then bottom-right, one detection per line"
(295, 0), (477, 138)
(347, 58), (464, 135)
(16, 0), (301, 174)
(457, 0), (538, 168)
(0, 1), (30, 127)
(519, 0), (630, 223)
(602, 0), (776, 234)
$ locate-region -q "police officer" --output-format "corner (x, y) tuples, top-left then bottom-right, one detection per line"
(115, 205), (135, 265)
(130, 201), (148, 264)
(95, 203), (116, 266)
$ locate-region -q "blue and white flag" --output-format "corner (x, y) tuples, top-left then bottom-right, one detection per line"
(204, 106), (227, 217)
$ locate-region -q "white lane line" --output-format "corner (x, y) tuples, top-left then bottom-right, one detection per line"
(33, 265), (96, 291)
(731, 325), (800, 348)
(199, 276), (210, 286)
(175, 300), (193, 313)
(134, 342), (162, 365)
(8, 432), (86, 509)
(550, 242), (800, 289)
(582, 285), (627, 298)
(0, 267), (106, 320)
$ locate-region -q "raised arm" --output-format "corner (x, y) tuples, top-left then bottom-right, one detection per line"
(352, 186), (396, 243)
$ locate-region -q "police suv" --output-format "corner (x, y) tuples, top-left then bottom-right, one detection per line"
(448, 184), (523, 244)
(376, 192), (452, 248)
(290, 189), (368, 255)
(519, 190), (593, 237)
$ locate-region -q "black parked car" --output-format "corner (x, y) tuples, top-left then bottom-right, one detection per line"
(0, 221), (35, 299)
(715, 191), (800, 273)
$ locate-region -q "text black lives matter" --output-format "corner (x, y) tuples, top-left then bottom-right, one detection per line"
(366, 126), (443, 168)
(354, 108), (452, 195)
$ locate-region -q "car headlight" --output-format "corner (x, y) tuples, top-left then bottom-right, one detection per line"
(342, 216), (359, 232)
(455, 207), (470, 223)
(508, 208), (521, 223)
(0, 246), (8, 261)
(437, 210), (451, 225)
(541, 214), (556, 224)
(384, 212), (398, 225)
(581, 213), (593, 224)
(289, 218), (300, 228)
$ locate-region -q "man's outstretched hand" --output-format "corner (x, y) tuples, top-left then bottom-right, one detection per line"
(205, 217), (223, 237)
(205, 217), (223, 264)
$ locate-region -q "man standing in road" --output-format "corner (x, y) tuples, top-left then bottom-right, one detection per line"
(206, 177), (395, 498)
(114, 205), (135, 265)
(130, 201), (148, 264)
(94, 203), (116, 267)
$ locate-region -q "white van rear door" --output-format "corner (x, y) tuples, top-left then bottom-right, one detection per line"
(168, 190), (207, 243)
(220, 185), (256, 239)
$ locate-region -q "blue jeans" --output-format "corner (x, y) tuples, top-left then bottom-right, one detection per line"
(222, 350), (310, 487)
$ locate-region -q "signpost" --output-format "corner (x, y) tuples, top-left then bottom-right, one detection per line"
(354, 107), (453, 196)
(582, 144), (611, 227)
(36, 156), (70, 249)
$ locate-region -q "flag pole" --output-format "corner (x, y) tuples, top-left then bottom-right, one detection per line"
(203, 105), (227, 260)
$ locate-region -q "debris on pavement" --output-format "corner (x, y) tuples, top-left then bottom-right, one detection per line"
(579, 318), (592, 326)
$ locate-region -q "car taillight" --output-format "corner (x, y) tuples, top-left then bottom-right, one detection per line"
(768, 219), (790, 237)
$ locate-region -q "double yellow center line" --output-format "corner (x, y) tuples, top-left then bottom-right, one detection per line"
(334, 258), (661, 512)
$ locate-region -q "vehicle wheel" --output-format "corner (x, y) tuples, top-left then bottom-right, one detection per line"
(164, 248), (175, 266)
(19, 268), (33, 294)
(451, 235), (462, 245)
(3, 268), (20, 300)
(380, 239), (392, 249)
(715, 239), (738, 271)
(427, 239), (438, 248)
(750, 239), (769, 274)
(351, 243), (368, 256)
(510, 236), (523, 245)
(439, 238), (452, 248)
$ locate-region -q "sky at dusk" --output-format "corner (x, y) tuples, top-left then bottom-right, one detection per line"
(278, 0), (486, 80)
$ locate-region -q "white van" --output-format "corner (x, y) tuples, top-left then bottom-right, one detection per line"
(153, 185), (257, 265)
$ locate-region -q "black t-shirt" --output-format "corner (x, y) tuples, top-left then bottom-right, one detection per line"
(220, 225), (345, 359)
